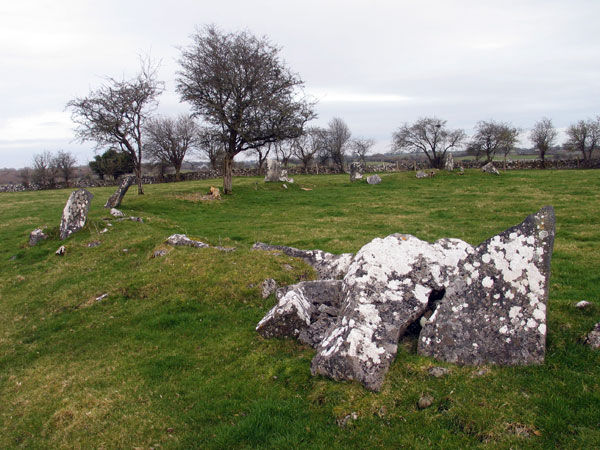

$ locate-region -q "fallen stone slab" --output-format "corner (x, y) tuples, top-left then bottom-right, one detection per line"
(59, 189), (94, 240)
(481, 162), (500, 175)
(29, 228), (48, 246)
(252, 242), (354, 280)
(105, 176), (135, 208)
(166, 234), (210, 248)
(367, 174), (381, 185)
(418, 206), (555, 366)
(256, 280), (343, 348)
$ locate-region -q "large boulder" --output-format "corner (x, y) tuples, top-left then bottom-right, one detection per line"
(105, 176), (135, 208)
(418, 206), (555, 365)
(264, 159), (282, 182)
(252, 242), (354, 280)
(481, 162), (500, 175)
(367, 174), (382, 185)
(349, 162), (363, 182)
(311, 235), (473, 391)
(59, 189), (94, 240)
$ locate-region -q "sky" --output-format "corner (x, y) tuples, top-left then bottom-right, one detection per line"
(1, 0), (600, 168)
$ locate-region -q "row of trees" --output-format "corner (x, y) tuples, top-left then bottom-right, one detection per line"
(393, 116), (600, 169)
(24, 150), (78, 187)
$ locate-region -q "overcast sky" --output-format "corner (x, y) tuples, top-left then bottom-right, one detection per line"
(1, 0), (599, 168)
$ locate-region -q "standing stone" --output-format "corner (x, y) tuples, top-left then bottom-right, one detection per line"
(29, 228), (48, 246)
(311, 235), (474, 391)
(264, 159), (282, 182)
(104, 176), (135, 208)
(367, 174), (382, 185)
(481, 162), (500, 175)
(349, 163), (363, 182)
(418, 206), (555, 366)
(59, 189), (94, 240)
(445, 153), (455, 171)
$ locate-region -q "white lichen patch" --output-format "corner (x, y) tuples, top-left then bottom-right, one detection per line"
(482, 276), (494, 289)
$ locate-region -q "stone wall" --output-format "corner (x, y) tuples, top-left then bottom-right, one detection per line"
(2, 158), (599, 193)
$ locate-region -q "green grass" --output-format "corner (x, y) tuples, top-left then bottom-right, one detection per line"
(1, 169), (599, 449)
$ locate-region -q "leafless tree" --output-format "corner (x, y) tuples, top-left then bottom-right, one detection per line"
(18, 167), (31, 187)
(32, 151), (57, 186)
(352, 137), (375, 165)
(67, 58), (163, 195)
(145, 114), (200, 181)
(320, 117), (351, 173)
(275, 140), (294, 168)
(565, 117), (600, 161)
(53, 150), (77, 186)
(393, 117), (465, 169)
(469, 120), (520, 164)
(176, 25), (315, 194)
(291, 128), (322, 172)
(196, 127), (225, 170)
(529, 118), (558, 166)
(252, 143), (272, 175)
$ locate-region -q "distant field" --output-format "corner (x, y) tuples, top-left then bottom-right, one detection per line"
(1, 170), (599, 449)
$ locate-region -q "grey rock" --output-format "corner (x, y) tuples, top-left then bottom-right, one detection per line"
(575, 300), (592, 309)
(110, 208), (125, 217)
(584, 323), (600, 349)
(29, 228), (48, 246)
(416, 170), (430, 179)
(481, 162), (500, 175)
(367, 174), (382, 185)
(153, 249), (168, 258)
(311, 234), (473, 391)
(59, 189), (94, 240)
(417, 394), (434, 409)
(264, 159), (282, 182)
(55, 245), (66, 256)
(349, 162), (363, 182)
(261, 278), (279, 299)
(104, 176), (134, 208)
(95, 293), (109, 302)
(279, 169), (294, 183)
(336, 412), (358, 427)
(256, 280), (343, 348)
(100, 228), (109, 234)
(418, 206), (555, 366)
(87, 241), (101, 248)
(445, 153), (455, 171)
(166, 234), (210, 248)
(428, 366), (450, 378)
(252, 242), (354, 280)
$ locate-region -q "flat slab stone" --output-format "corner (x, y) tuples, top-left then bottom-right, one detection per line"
(166, 234), (210, 248)
(367, 174), (381, 185)
(105, 176), (135, 208)
(59, 189), (94, 240)
(481, 162), (500, 175)
(418, 206), (555, 365)
(252, 242), (353, 280)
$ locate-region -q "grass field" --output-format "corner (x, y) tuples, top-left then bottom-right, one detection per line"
(1, 169), (599, 449)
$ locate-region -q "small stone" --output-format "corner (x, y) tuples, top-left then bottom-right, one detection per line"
(367, 174), (382, 185)
(55, 245), (66, 256)
(95, 293), (108, 301)
(110, 208), (125, 217)
(337, 412), (358, 427)
(282, 184), (288, 189)
(428, 367), (450, 378)
(100, 228), (109, 234)
(416, 170), (429, 179)
(166, 234), (210, 248)
(282, 264), (293, 271)
(584, 323), (600, 349)
(481, 162), (500, 175)
(575, 301), (592, 309)
(153, 249), (168, 258)
(261, 279), (279, 299)
(87, 241), (101, 248)
(29, 228), (48, 246)
(122, 249), (129, 253)
(417, 394), (434, 409)
(471, 367), (491, 377)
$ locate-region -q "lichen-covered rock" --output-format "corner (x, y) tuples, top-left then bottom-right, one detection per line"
(311, 235), (473, 391)
(279, 169), (294, 183)
(29, 228), (48, 246)
(264, 159), (282, 182)
(261, 279), (279, 299)
(481, 162), (500, 175)
(110, 208), (125, 217)
(445, 153), (455, 171)
(584, 323), (600, 349)
(349, 162), (363, 182)
(59, 189), (94, 240)
(166, 234), (210, 248)
(252, 242), (354, 280)
(575, 300), (592, 310)
(55, 245), (66, 256)
(367, 174), (382, 185)
(105, 176), (135, 208)
(256, 280), (343, 347)
(418, 206), (555, 365)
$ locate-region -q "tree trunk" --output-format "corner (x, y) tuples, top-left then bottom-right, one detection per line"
(175, 163), (181, 181)
(223, 154), (233, 194)
(135, 165), (144, 195)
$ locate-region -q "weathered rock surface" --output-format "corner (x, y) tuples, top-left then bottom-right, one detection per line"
(311, 235), (473, 391)
(279, 169), (294, 183)
(261, 278), (279, 299)
(585, 323), (600, 349)
(105, 176), (135, 208)
(416, 170), (435, 179)
(575, 300), (592, 310)
(349, 162), (363, 182)
(418, 206), (555, 366)
(256, 280), (343, 347)
(59, 189), (94, 240)
(445, 153), (455, 171)
(367, 174), (382, 185)
(481, 162), (500, 175)
(264, 159), (282, 182)
(166, 234), (210, 248)
(29, 228), (48, 246)
(55, 245), (66, 256)
(110, 208), (125, 217)
(252, 242), (354, 280)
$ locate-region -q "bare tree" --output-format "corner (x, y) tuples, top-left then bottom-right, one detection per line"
(291, 128), (322, 172)
(352, 137), (375, 165)
(18, 167), (31, 187)
(53, 150), (77, 186)
(145, 114), (199, 181)
(252, 143), (272, 175)
(565, 117), (600, 161)
(67, 59), (163, 195)
(275, 140), (294, 167)
(393, 117), (465, 169)
(32, 151), (57, 186)
(320, 117), (351, 173)
(530, 118), (558, 167)
(176, 25), (315, 194)
(469, 120), (520, 164)
(196, 127), (225, 170)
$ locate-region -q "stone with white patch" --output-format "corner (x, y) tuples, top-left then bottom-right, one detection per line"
(166, 234), (210, 248)
(418, 206), (555, 366)
(349, 162), (363, 182)
(481, 162), (500, 175)
(584, 323), (600, 349)
(29, 228), (48, 246)
(367, 174), (382, 185)
(310, 234), (473, 391)
(59, 189), (94, 240)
